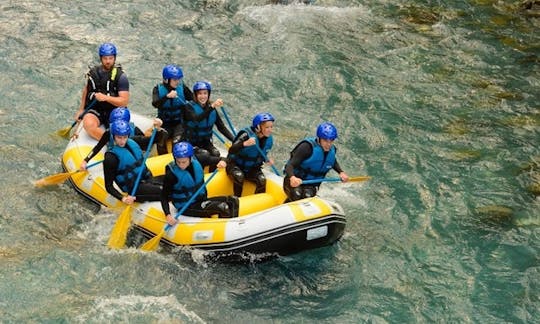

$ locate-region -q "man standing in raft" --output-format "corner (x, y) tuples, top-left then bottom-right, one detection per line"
(74, 42), (129, 140)
(283, 122), (349, 202)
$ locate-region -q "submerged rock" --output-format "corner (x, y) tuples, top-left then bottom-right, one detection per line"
(399, 5), (441, 25)
(519, 0), (540, 17)
(475, 205), (514, 223)
(527, 182), (540, 196)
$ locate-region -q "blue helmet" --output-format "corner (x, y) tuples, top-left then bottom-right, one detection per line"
(111, 120), (131, 137)
(162, 64), (183, 80)
(316, 122), (338, 140)
(192, 81), (211, 93)
(98, 43), (117, 57)
(173, 142), (194, 158)
(109, 107), (131, 123)
(252, 112), (275, 129)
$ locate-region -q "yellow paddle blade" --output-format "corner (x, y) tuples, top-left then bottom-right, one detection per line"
(34, 171), (78, 187)
(225, 142), (231, 149)
(349, 176), (371, 182)
(55, 125), (73, 139)
(140, 229), (166, 252)
(107, 205), (132, 249)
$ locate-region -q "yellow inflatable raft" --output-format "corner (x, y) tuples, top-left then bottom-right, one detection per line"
(62, 113), (346, 258)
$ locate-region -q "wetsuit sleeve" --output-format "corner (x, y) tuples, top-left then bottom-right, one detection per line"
(160, 166), (177, 216)
(84, 131), (110, 162)
(183, 84), (194, 101)
(284, 142), (313, 177)
(152, 85), (168, 108)
(103, 152), (125, 201)
(332, 147), (344, 174)
(196, 153), (223, 168)
(215, 114), (235, 141)
(228, 131), (250, 154)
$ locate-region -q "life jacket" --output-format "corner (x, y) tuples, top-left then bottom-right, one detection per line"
(109, 139), (149, 193)
(86, 65), (124, 113)
(184, 101), (217, 146)
(156, 83), (186, 123)
(290, 137), (336, 180)
(169, 159), (205, 210)
(229, 127), (273, 173)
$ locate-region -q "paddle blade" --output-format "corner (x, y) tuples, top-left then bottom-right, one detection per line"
(34, 171), (74, 187)
(349, 176), (371, 182)
(55, 125), (73, 139)
(107, 205), (132, 249)
(140, 229), (165, 252)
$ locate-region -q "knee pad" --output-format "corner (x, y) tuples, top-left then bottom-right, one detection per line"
(231, 169), (245, 184)
(205, 201), (230, 218)
(290, 187), (304, 201)
(209, 146), (220, 157)
(304, 186), (317, 198)
(226, 196), (239, 217)
(254, 173), (266, 193)
(217, 202), (231, 217)
(195, 148), (210, 161)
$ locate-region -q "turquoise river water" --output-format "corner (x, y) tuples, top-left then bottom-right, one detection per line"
(0, 0), (538, 322)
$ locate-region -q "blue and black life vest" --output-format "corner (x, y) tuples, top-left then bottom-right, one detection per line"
(169, 159), (205, 209)
(230, 127), (273, 173)
(110, 139), (149, 192)
(156, 83), (186, 123)
(291, 137), (336, 180)
(184, 101), (217, 146)
(86, 65), (124, 113)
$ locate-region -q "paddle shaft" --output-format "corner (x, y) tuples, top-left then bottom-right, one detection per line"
(34, 160), (104, 187)
(302, 176), (371, 185)
(220, 107), (237, 136)
(129, 128), (157, 196)
(253, 140), (280, 176)
(84, 160), (103, 170)
(69, 99), (97, 129)
(212, 129), (227, 144)
(221, 109), (279, 176)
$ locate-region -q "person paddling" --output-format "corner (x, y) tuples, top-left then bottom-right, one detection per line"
(103, 120), (162, 204)
(283, 122), (349, 202)
(79, 107), (166, 170)
(161, 142), (238, 224)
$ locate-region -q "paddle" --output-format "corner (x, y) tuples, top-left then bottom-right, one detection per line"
(212, 130), (231, 149)
(253, 141), (280, 176)
(55, 99), (96, 138)
(34, 160), (103, 187)
(302, 176), (371, 185)
(140, 168), (219, 252)
(220, 108), (280, 176)
(107, 128), (158, 249)
(220, 107), (237, 136)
